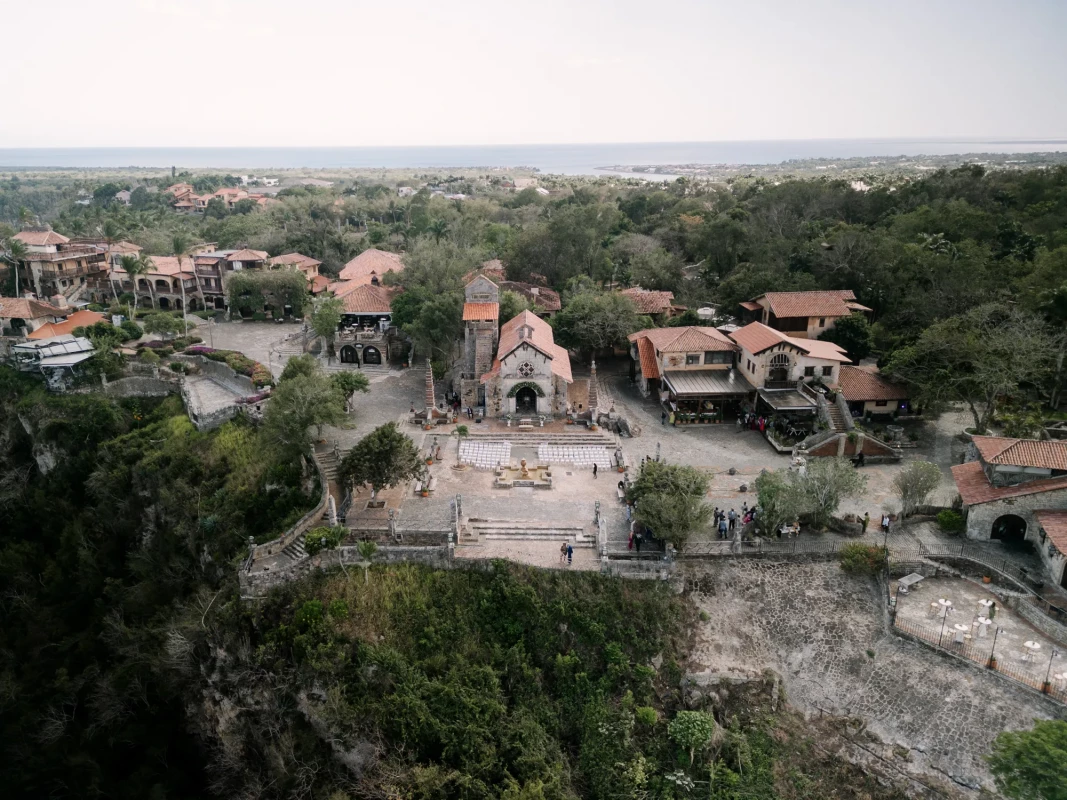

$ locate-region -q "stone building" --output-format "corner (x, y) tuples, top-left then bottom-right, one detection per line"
(952, 435), (1067, 587)
(481, 310), (571, 418)
(456, 276), (500, 409)
(738, 290), (871, 340)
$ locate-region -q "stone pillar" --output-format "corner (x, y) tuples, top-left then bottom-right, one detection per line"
(424, 358), (435, 422)
(588, 359), (599, 421)
(836, 434), (846, 457)
(855, 432), (866, 455)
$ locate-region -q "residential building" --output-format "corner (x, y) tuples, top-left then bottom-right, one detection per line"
(836, 365), (913, 418)
(628, 326), (751, 423)
(26, 309), (108, 339)
(621, 287), (677, 321)
(338, 248), (404, 286)
(268, 252), (322, 287)
(0, 296), (65, 335)
(738, 290), (871, 339)
(397, 186), (417, 197)
(729, 321), (850, 418)
(481, 311), (572, 417)
(335, 284), (397, 366)
(13, 228), (109, 302)
(952, 436), (1067, 587)
(112, 256), (200, 311)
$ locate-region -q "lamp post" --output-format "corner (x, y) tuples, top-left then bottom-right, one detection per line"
(989, 626), (1001, 668)
(938, 606), (949, 647)
(1044, 648), (1059, 693)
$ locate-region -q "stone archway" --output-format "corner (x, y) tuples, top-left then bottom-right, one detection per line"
(515, 386), (538, 414)
(769, 353), (791, 383)
(991, 514), (1026, 544)
(158, 297), (171, 310)
(340, 345), (359, 364)
(362, 346), (382, 365)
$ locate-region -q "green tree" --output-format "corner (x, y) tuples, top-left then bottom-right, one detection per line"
(263, 373), (346, 457)
(818, 313), (874, 361)
(142, 312), (182, 340)
(279, 353), (320, 383)
(1, 236), (27, 296)
(668, 711), (719, 766)
(119, 253), (149, 314)
(628, 460), (712, 549)
(304, 525), (349, 579)
(552, 290), (644, 358)
(356, 539), (377, 584)
(885, 304), (1058, 434)
(753, 469), (807, 537)
(795, 457), (867, 529)
(171, 233), (193, 334)
(338, 422), (422, 498)
(498, 289), (530, 322)
(310, 295), (343, 347)
(986, 719), (1067, 800)
(892, 460), (942, 518)
(428, 218), (449, 243)
(330, 371), (370, 411)
(204, 197), (229, 219)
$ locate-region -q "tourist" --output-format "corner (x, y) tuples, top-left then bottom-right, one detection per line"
(881, 513), (890, 535)
(635, 530), (643, 551)
(713, 507), (719, 526)
(566, 543), (573, 565)
(559, 542), (567, 565)
(624, 503), (631, 522)
(718, 516), (728, 539)
(862, 512), (870, 533)
(742, 501), (748, 516)
(661, 410), (667, 425)
(628, 528), (634, 550)
(592, 463), (598, 478)
(728, 509), (737, 531)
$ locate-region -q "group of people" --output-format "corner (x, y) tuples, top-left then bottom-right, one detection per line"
(737, 412), (769, 433)
(860, 512), (892, 535)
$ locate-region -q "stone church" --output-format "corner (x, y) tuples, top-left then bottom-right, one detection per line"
(456, 275), (501, 410)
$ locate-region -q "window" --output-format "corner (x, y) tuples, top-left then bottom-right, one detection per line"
(804, 366), (815, 377)
(517, 361), (535, 377)
(822, 365), (833, 377)
(819, 317), (826, 327)
(704, 351), (731, 365)
(686, 353), (700, 365)
(875, 400), (888, 407)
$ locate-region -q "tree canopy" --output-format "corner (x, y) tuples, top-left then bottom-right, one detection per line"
(628, 460), (712, 548)
(338, 422), (423, 495)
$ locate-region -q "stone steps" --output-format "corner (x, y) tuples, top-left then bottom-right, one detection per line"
(464, 431), (615, 446)
(464, 519), (594, 546)
(828, 405), (847, 432)
(280, 534), (307, 561)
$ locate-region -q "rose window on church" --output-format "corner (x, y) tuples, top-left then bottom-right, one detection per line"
(517, 361), (535, 377)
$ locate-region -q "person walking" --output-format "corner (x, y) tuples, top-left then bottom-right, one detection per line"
(635, 530), (643, 552)
(881, 513), (890, 535)
(592, 463), (598, 479)
(559, 542), (567, 565)
(861, 512), (870, 533)
(566, 543), (573, 565)
(718, 516), (728, 540)
(728, 508), (737, 532)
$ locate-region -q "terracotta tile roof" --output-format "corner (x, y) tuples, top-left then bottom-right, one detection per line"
(971, 436), (1067, 471)
(728, 321), (850, 362)
(463, 302), (499, 321)
(108, 241), (143, 255)
(494, 310), (572, 383)
(339, 284), (394, 314)
(837, 366), (909, 402)
(756, 290), (856, 319)
(951, 461), (1067, 506)
(627, 326), (735, 353)
(637, 337), (659, 379)
(268, 252), (322, 270)
(845, 300), (873, 312)
(479, 259), (507, 281)
(498, 281), (561, 312)
(226, 249), (268, 262)
(144, 256), (197, 276)
(310, 274), (331, 293)
(1035, 510), (1067, 555)
(13, 230), (70, 247)
(338, 248), (405, 284)
(0, 296), (64, 320)
(739, 300), (762, 312)
(620, 287), (675, 314)
(26, 310), (107, 339)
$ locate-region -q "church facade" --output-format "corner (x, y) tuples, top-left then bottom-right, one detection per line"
(481, 310), (572, 417)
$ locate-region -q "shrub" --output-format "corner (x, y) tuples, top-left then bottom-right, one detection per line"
(140, 349), (160, 364)
(635, 706), (657, 726)
(252, 311), (267, 321)
(838, 542), (885, 575)
(169, 362), (185, 374)
(120, 319), (143, 340)
(156, 347), (174, 356)
(937, 509), (965, 533)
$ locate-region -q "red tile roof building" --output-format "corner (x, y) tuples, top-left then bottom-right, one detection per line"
(338, 249), (404, 286)
(739, 289), (869, 340)
(621, 287), (676, 316)
(480, 310), (572, 417)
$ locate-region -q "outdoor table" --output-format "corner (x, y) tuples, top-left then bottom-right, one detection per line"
(952, 623), (968, 644)
(976, 616), (991, 638)
(978, 598), (994, 616)
(937, 598), (953, 618)
(1054, 672), (1067, 691)
(898, 573), (924, 594)
(1023, 641), (1042, 662)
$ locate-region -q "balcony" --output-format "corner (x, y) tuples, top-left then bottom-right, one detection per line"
(337, 328), (387, 345)
(763, 380), (799, 391)
(40, 262), (108, 279)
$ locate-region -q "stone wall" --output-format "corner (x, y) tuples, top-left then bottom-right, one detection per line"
(1006, 596), (1067, 648)
(180, 354), (256, 396)
(805, 431), (900, 462)
(963, 487), (1067, 585)
(103, 375), (180, 398)
(249, 455), (330, 561)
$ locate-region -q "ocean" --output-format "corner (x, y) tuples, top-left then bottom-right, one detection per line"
(0, 139), (1064, 175)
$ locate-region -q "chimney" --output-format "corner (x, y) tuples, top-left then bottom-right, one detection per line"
(52, 294), (68, 308)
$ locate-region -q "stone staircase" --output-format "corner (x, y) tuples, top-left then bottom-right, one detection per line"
(827, 403), (848, 433)
(462, 518), (596, 547)
(280, 535), (307, 561)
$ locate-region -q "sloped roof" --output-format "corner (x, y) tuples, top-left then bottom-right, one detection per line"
(226, 249), (268, 262)
(637, 337), (659, 379)
(142, 256), (196, 276)
(837, 365), (909, 402)
(971, 436), (1067, 471)
(26, 310), (108, 339)
(0, 296), (64, 320)
(13, 230), (69, 247)
(310, 275), (331, 293)
(620, 287), (675, 314)
(739, 300), (762, 312)
(108, 241), (143, 256)
(627, 326), (736, 353)
(755, 290), (857, 319)
(952, 461), (1067, 506)
(493, 310), (572, 383)
(463, 302), (499, 321)
(1034, 510), (1067, 555)
(728, 321), (851, 362)
(499, 281), (562, 312)
(338, 248), (404, 284)
(339, 284), (394, 314)
(268, 252), (321, 270)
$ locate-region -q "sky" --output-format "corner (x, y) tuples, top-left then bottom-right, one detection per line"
(3, 0), (1067, 148)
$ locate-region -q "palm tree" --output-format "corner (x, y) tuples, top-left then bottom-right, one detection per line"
(171, 234), (192, 334)
(99, 220), (125, 302)
(2, 237), (28, 296)
(119, 254), (149, 315)
(428, 218), (449, 243)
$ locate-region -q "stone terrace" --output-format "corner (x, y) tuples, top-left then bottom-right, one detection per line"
(683, 558), (1066, 793)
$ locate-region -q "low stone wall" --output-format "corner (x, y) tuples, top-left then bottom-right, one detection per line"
(180, 381), (240, 432)
(1006, 596), (1067, 648)
(103, 375), (180, 398)
(180, 354), (256, 396)
(249, 455), (330, 561)
(601, 557), (674, 580)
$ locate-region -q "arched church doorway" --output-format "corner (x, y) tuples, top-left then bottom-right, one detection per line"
(362, 346), (382, 365)
(515, 386), (538, 414)
(340, 345), (359, 364)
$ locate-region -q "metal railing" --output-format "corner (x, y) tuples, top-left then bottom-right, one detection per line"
(892, 615), (1066, 705)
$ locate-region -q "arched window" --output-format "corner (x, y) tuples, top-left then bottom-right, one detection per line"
(770, 353), (790, 368)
